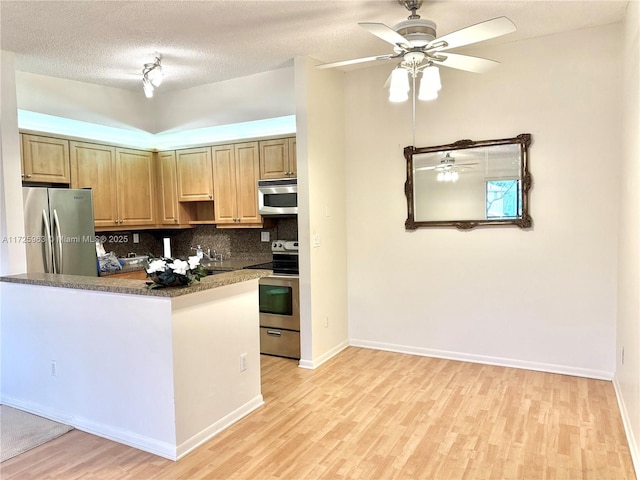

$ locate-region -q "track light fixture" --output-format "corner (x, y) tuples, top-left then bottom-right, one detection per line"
(142, 56), (163, 98)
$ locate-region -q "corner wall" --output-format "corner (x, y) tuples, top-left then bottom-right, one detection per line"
(0, 51), (26, 276)
(295, 57), (349, 368)
(615, 0), (640, 473)
(345, 24), (622, 378)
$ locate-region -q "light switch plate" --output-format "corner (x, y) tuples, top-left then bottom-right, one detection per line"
(133, 233), (139, 243)
(313, 234), (320, 248)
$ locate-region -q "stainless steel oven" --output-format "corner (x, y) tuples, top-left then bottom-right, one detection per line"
(259, 275), (300, 359)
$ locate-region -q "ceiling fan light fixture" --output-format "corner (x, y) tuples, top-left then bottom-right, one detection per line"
(389, 67), (410, 102)
(423, 65), (441, 91)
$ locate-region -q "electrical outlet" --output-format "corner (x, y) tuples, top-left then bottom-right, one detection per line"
(240, 353), (247, 372)
(133, 233), (139, 243)
(261, 231), (270, 242)
(313, 234), (320, 248)
(51, 360), (57, 377)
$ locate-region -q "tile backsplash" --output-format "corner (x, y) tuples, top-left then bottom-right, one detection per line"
(100, 217), (297, 260)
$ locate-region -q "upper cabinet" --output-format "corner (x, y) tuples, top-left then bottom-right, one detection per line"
(157, 151), (192, 227)
(70, 141), (118, 228)
(176, 147), (213, 201)
(70, 142), (156, 230)
(212, 142), (262, 227)
(115, 148), (156, 227)
(259, 137), (297, 179)
(21, 134), (70, 183)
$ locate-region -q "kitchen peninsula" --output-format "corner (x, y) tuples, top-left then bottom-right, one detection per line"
(0, 269), (271, 460)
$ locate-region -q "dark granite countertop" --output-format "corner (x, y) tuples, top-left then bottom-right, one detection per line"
(0, 269), (273, 298)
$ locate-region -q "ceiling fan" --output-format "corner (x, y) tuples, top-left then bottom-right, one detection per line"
(316, 0), (517, 86)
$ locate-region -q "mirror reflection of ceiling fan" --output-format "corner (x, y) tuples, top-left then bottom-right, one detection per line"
(317, 0), (517, 102)
(415, 153), (479, 171)
(415, 152), (479, 182)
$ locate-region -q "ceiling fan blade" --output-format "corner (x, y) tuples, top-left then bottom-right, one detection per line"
(428, 17), (516, 52)
(359, 22), (411, 49)
(316, 54), (394, 70)
(432, 52), (500, 74)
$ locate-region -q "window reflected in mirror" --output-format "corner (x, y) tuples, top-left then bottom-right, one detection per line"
(404, 134), (532, 230)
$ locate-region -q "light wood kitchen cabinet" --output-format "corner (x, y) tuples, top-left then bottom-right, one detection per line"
(71, 142), (156, 230)
(259, 136), (296, 179)
(157, 151), (193, 227)
(70, 141), (118, 228)
(176, 147), (213, 201)
(21, 134), (70, 183)
(212, 142), (262, 227)
(116, 148), (156, 227)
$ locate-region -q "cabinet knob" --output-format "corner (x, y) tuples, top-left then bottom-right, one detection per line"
(209, 194), (212, 199)
(26, 174), (32, 178)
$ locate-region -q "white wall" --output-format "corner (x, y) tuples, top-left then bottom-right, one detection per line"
(615, 0), (640, 473)
(155, 68), (295, 133)
(346, 24), (622, 379)
(295, 57), (349, 368)
(0, 283), (178, 457)
(0, 51), (26, 276)
(16, 72), (155, 132)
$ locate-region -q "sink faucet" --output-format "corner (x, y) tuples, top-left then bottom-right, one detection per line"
(191, 245), (222, 262)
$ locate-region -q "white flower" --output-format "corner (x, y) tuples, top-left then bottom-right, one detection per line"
(168, 259), (189, 276)
(188, 255), (201, 270)
(146, 259), (167, 274)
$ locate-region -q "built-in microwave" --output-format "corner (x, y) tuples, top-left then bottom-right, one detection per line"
(258, 178), (297, 216)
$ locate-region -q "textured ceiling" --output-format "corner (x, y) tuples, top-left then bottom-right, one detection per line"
(0, 0), (629, 93)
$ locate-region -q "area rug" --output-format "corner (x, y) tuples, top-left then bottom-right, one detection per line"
(0, 405), (74, 462)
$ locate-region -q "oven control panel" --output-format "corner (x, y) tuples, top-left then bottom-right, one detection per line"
(272, 240), (298, 253)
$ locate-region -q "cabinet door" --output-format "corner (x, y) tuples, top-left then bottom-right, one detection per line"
(116, 148), (156, 226)
(70, 141), (118, 228)
(235, 142), (261, 224)
(22, 134), (70, 183)
(259, 139), (289, 179)
(176, 147), (213, 201)
(211, 145), (237, 225)
(157, 151), (193, 226)
(288, 137), (297, 178)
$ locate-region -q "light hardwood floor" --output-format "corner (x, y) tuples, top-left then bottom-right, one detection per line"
(1, 347), (636, 479)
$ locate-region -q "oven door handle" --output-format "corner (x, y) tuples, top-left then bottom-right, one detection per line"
(266, 330), (282, 337)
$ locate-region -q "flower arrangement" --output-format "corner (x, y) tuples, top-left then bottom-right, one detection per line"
(144, 254), (207, 289)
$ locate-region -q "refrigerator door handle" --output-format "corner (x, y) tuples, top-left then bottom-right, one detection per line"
(53, 209), (63, 274)
(42, 208), (53, 273)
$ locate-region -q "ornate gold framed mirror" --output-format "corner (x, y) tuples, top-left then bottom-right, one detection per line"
(404, 134), (532, 230)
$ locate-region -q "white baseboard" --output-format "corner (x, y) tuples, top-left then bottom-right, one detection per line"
(1, 394), (265, 461)
(176, 394), (264, 460)
(298, 340), (349, 370)
(613, 377), (640, 478)
(0, 395), (177, 459)
(349, 339), (614, 380)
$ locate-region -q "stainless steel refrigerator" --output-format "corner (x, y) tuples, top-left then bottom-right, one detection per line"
(23, 187), (98, 276)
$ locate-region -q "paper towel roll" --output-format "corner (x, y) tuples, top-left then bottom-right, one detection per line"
(163, 238), (171, 258)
